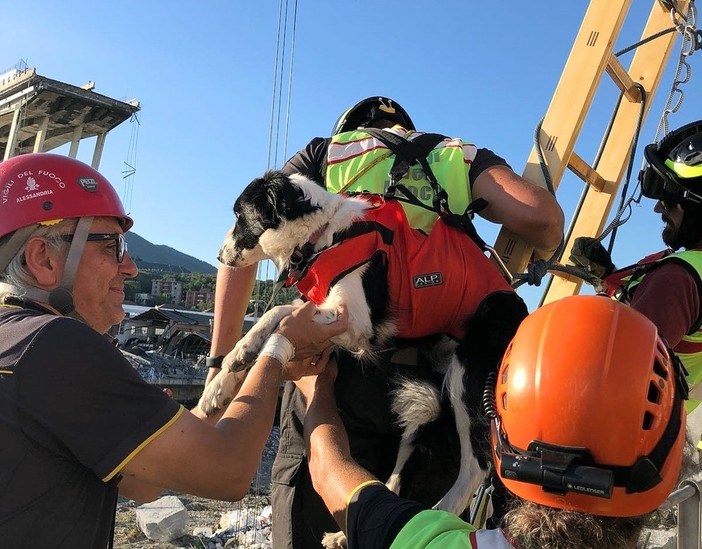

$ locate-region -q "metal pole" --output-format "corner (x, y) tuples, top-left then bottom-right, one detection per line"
(675, 478), (701, 549)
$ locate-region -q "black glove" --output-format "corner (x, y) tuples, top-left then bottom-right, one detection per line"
(570, 237), (615, 279)
(526, 259), (549, 287)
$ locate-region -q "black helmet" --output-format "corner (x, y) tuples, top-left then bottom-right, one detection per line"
(332, 96), (415, 135)
(640, 119), (702, 205)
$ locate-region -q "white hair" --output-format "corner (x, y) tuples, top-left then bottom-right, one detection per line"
(0, 220), (75, 294)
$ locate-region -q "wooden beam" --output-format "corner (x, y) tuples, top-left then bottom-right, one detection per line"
(606, 52), (641, 101)
(568, 151), (607, 191)
(491, 0), (632, 274)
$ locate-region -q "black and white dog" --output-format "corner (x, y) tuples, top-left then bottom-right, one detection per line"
(199, 170), (527, 533)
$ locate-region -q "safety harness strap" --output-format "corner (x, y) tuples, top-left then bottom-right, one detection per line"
(361, 128), (490, 252)
(609, 367), (686, 493)
(361, 128), (447, 210)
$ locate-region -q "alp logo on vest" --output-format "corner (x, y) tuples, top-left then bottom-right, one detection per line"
(413, 272), (443, 289)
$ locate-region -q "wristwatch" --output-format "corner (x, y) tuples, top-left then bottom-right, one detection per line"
(205, 355), (224, 369)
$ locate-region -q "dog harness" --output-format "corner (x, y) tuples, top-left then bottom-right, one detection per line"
(286, 195), (512, 340)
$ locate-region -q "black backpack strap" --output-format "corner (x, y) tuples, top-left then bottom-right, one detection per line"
(362, 128), (492, 251)
(441, 199), (489, 251)
(361, 128), (446, 183)
(362, 128), (452, 214)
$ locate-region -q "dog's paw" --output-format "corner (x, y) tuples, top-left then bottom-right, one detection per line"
(228, 331), (268, 369)
(226, 332), (267, 370)
(197, 369), (246, 416)
(222, 346), (255, 373)
(321, 531), (347, 549)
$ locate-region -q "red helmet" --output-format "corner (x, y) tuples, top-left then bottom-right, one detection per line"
(0, 153), (133, 239)
(491, 295), (686, 517)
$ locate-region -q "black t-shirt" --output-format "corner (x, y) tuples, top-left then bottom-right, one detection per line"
(347, 483), (424, 549)
(281, 135), (510, 187)
(0, 304), (181, 548)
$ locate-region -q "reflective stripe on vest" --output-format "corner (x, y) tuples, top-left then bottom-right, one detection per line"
(326, 129), (475, 232)
(621, 250), (702, 412)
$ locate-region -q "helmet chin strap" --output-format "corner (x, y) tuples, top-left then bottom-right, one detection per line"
(0, 225), (38, 274)
(48, 216), (93, 317)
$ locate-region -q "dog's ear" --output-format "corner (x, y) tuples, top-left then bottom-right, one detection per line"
(267, 170), (320, 220)
(237, 172), (288, 229)
(237, 170), (321, 231)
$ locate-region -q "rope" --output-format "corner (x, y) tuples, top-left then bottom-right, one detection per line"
(604, 84), (647, 254)
(282, 0), (299, 163)
(258, 0), (299, 312)
(266, 0), (286, 170)
(122, 111), (140, 215)
(511, 119), (564, 288)
(654, 0), (697, 141)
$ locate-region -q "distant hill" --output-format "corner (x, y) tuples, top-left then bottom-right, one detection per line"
(125, 232), (218, 274)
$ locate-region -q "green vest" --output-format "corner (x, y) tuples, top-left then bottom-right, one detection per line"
(390, 510), (477, 548)
(622, 250), (702, 412)
(326, 129), (474, 233)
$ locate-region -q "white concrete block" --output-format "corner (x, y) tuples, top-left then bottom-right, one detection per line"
(135, 495), (188, 542)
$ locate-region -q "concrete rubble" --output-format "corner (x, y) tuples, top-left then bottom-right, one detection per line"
(135, 495), (189, 542)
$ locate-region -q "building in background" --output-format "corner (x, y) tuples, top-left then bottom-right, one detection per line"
(151, 279), (184, 305)
(185, 287), (214, 310)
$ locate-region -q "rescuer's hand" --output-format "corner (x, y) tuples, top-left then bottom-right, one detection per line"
(570, 237), (615, 279)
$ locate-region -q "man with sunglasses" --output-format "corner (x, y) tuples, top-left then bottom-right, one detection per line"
(0, 153), (347, 548)
(572, 119), (702, 411)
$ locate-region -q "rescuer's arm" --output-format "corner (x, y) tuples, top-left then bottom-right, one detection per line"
(206, 260), (257, 384)
(295, 358), (380, 532)
(119, 476), (163, 503)
(473, 164), (564, 261)
(120, 302), (347, 502)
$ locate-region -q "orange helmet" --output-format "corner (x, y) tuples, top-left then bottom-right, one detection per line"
(0, 153), (132, 239)
(491, 295), (687, 517)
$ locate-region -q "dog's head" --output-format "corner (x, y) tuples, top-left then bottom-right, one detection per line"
(218, 170), (322, 268)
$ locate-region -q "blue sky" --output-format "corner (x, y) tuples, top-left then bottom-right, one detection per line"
(2, 1), (701, 311)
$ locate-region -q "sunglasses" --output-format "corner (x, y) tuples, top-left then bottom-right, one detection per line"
(640, 143), (702, 206)
(59, 233), (128, 263)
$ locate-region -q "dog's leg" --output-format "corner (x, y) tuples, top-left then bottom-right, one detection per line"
(432, 355), (486, 515)
(197, 368), (248, 417)
(320, 263), (386, 357)
(198, 304), (298, 416)
(386, 377), (443, 493)
(226, 304), (299, 370)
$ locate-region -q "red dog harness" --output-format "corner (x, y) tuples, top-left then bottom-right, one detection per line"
(287, 195), (512, 339)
